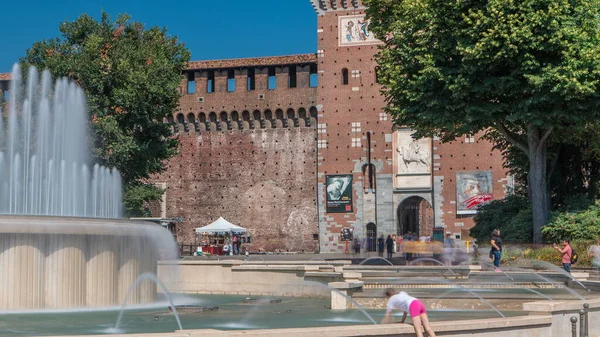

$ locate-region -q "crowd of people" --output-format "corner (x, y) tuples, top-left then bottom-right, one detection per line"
(194, 233), (245, 256)
(350, 232), (471, 266)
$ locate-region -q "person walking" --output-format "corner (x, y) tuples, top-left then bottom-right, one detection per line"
(490, 229), (502, 271)
(377, 235), (385, 257)
(443, 233), (455, 266)
(381, 288), (436, 337)
(553, 239), (573, 273)
(386, 235), (394, 260)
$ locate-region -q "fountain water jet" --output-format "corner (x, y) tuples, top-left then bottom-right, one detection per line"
(1, 65), (121, 218)
(114, 273), (182, 331)
(0, 64), (179, 310)
(359, 257), (394, 266)
(383, 277), (506, 318)
(300, 281), (378, 324)
(409, 257), (457, 276)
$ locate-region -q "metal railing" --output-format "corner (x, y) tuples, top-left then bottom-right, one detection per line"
(570, 303), (589, 337)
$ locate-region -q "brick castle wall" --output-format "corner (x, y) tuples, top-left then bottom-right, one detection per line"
(152, 56), (320, 252)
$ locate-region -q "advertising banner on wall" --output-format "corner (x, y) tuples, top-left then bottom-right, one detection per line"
(326, 175), (353, 213)
(456, 171), (493, 214)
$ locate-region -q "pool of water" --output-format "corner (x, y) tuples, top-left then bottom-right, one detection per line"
(0, 294), (524, 336)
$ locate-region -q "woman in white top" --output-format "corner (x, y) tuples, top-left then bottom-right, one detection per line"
(381, 289), (436, 337)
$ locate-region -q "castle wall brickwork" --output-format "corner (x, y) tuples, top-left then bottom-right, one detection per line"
(153, 56), (320, 252)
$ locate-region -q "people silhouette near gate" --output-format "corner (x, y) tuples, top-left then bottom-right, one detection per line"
(378, 235), (385, 257)
(386, 235), (394, 260)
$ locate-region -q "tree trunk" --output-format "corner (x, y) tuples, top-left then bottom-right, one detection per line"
(527, 126), (550, 244)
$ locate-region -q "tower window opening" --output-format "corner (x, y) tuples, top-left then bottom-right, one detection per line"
(342, 68), (349, 85)
(268, 67), (277, 90)
(309, 64), (318, 88)
(247, 68), (256, 91)
(187, 71), (195, 94)
(288, 66), (297, 88)
(207, 70), (215, 93)
(227, 69), (236, 92)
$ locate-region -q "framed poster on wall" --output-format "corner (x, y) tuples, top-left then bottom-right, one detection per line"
(456, 171), (493, 214)
(326, 175), (353, 213)
(338, 15), (380, 47)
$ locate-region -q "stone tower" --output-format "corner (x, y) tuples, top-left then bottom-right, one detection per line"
(310, 0), (510, 253)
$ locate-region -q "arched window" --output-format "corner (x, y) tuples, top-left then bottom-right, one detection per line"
(220, 111), (228, 121)
(187, 113), (196, 124)
(342, 68), (349, 85)
(242, 110), (250, 122)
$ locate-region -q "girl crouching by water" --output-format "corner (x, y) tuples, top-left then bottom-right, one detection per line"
(381, 288), (436, 337)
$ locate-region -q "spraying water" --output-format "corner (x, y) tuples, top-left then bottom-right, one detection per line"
(409, 258), (458, 276)
(359, 257), (394, 266)
(114, 273), (182, 331)
(301, 281), (378, 324)
(526, 260), (590, 292)
(0, 64), (122, 218)
(477, 260), (515, 281)
(383, 277), (506, 318)
(433, 284), (554, 301)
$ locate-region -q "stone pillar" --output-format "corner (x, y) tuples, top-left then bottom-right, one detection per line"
(86, 235), (118, 307)
(138, 237), (158, 304)
(45, 234), (86, 308)
(118, 236), (142, 305)
(0, 234), (45, 309)
(329, 278), (364, 310)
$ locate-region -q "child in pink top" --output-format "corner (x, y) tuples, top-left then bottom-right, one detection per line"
(553, 239), (572, 273)
(381, 289), (436, 337)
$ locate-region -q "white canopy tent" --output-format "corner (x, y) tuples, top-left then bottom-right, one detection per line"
(195, 217), (247, 235)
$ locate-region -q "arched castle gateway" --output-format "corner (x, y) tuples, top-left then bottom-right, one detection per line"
(0, 1), (511, 253)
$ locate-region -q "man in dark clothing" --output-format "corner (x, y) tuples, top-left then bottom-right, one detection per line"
(377, 235), (385, 257)
(386, 235), (394, 260)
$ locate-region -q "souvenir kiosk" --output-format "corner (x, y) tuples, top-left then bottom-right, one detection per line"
(194, 217), (248, 256)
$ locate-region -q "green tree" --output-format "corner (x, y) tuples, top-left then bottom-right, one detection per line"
(21, 12), (190, 216)
(542, 200), (600, 242)
(366, 0), (600, 243)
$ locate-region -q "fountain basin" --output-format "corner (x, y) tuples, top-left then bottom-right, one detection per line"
(0, 215), (177, 310)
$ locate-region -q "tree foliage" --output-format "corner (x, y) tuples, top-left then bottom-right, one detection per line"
(488, 125), (600, 208)
(20, 12), (190, 216)
(366, 0), (600, 243)
(542, 201), (600, 243)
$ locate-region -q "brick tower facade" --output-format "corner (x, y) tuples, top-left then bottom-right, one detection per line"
(311, 0), (510, 253)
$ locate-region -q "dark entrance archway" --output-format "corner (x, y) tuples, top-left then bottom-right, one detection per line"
(397, 196), (434, 238)
(366, 222), (377, 252)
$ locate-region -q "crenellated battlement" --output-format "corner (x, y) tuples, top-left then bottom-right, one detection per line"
(310, 0), (364, 13)
(168, 106), (318, 133)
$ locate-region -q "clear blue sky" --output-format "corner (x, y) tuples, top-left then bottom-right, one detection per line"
(0, 0), (317, 72)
